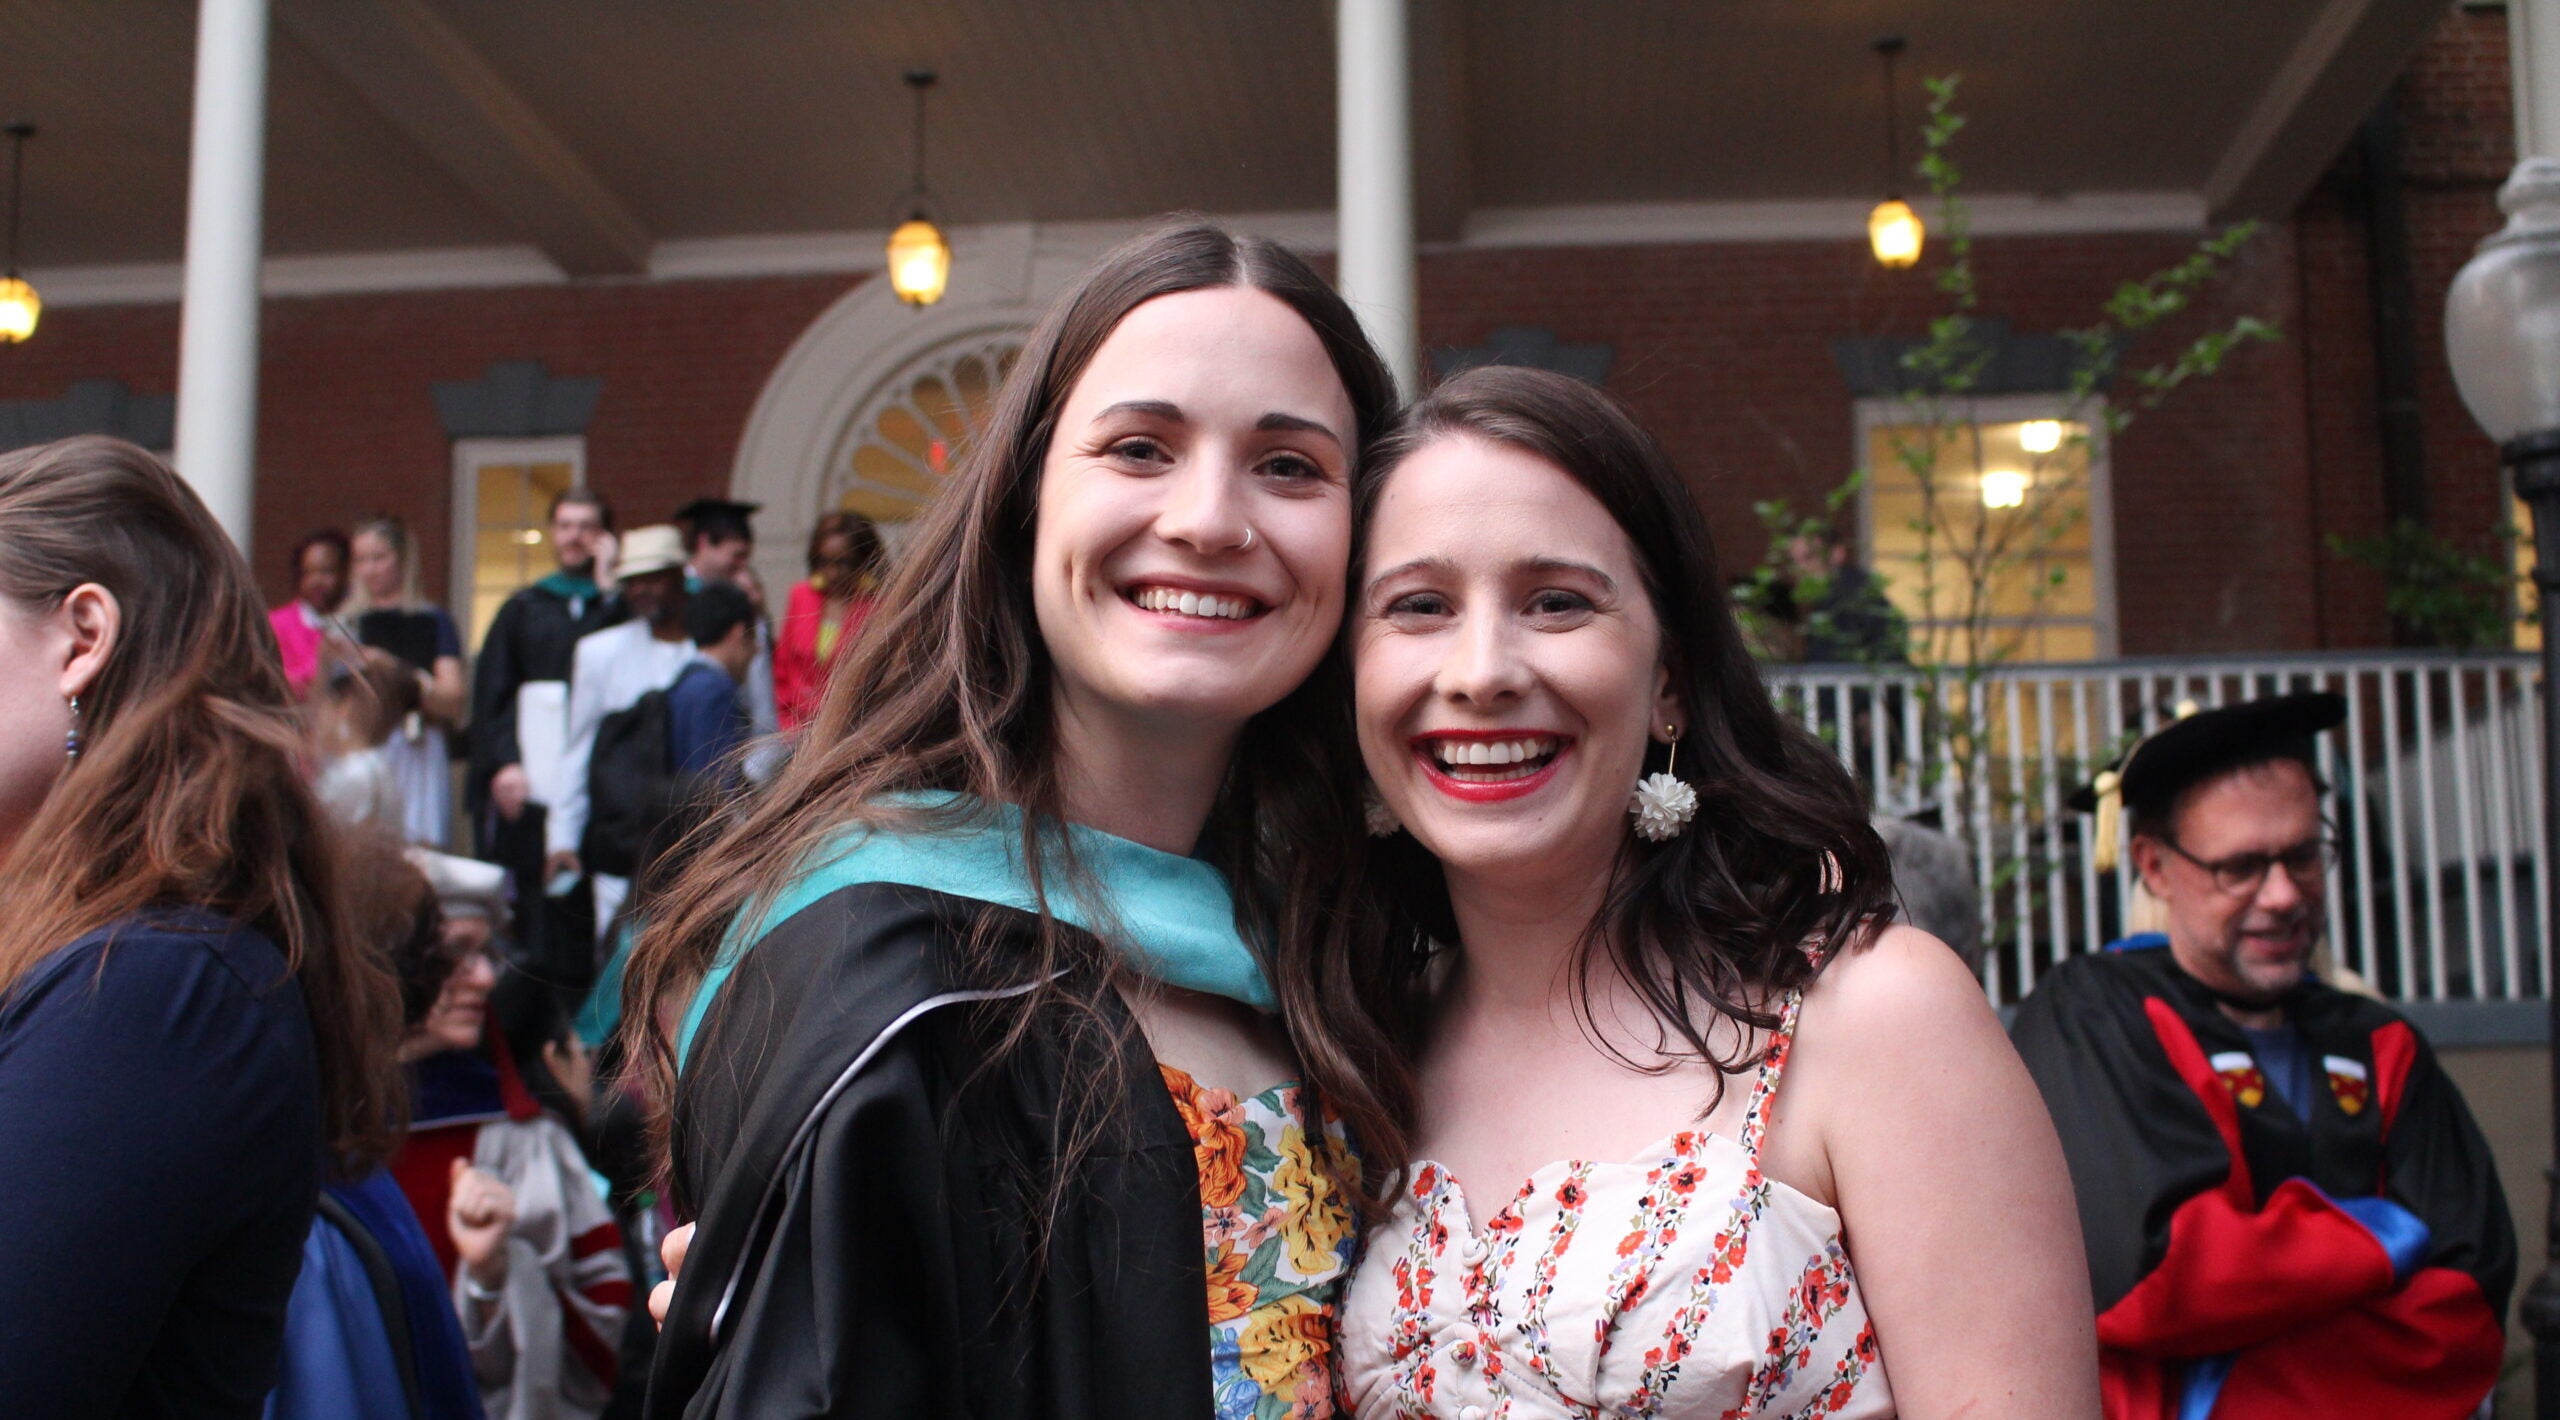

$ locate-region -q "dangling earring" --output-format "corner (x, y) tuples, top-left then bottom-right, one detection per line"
(1362, 780), (1402, 837)
(64, 694), (81, 762)
(1629, 723), (1697, 841)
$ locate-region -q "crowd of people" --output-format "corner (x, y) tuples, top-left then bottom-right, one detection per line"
(0, 218), (2521, 1420)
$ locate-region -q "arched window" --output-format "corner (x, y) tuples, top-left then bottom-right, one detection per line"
(827, 331), (1024, 527)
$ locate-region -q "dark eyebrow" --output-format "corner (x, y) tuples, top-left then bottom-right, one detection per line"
(1093, 399), (1185, 423)
(1521, 557), (1618, 593)
(1257, 411), (1345, 448)
(1364, 556), (1450, 593)
(1363, 554), (1619, 596)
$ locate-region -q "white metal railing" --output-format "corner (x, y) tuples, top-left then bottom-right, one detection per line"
(1765, 652), (2546, 1006)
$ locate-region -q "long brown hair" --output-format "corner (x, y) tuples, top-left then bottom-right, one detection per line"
(623, 222), (1397, 1203)
(0, 436), (406, 1172)
(1292, 367), (1899, 1208)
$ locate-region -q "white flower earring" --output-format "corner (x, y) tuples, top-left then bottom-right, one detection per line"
(1629, 723), (1697, 842)
(1362, 780), (1402, 837)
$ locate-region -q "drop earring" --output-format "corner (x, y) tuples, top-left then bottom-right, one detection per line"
(64, 694), (81, 761)
(1629, 723), (1696, 841)
(1362, 780), (1402, 837)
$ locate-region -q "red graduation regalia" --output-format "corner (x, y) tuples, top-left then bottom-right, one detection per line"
(2010, 936), (2514, 1419)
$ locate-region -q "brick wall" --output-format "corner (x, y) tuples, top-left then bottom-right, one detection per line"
(0, 5), (2513, 657)
(2399, 3), (2516, 576)
(0, 274), (856, 606)
(1419, 228), (2325, 654)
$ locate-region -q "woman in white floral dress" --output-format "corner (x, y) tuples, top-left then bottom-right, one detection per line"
(1317, 368), (2101, 1419)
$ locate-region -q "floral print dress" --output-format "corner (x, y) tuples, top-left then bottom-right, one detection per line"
(1162, 1064), (1360, 1420)
(1336, 990), (1893, 1420)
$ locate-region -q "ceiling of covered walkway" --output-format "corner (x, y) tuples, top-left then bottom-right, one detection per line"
(0, 0), (2452, 284)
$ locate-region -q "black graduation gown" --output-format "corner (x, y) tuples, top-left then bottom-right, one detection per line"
(466, 581), (625, 809)
(2010, 938), (2514, 1419)
(647, 882), (1213, 1420)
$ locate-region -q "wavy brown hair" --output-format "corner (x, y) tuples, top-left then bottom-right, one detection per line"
(0, 436), (406, 1172)
(1289, 367), (1899, 1210)
(623, 221), (1397, 1208)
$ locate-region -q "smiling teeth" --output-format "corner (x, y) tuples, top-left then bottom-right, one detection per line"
(1134, 586), (1258, 619)
(1431, 736), (1559, 767)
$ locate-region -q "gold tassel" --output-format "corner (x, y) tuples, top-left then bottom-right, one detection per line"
(2095, 702), (2198, 872)
(2092, 769), (2123, 872)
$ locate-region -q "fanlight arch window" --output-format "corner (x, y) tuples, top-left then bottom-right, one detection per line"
(828, 331), (1025, 527)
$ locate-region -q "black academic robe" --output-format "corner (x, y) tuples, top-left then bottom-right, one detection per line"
(648, 882), (1213, 1420)
(2010, 937), (2514, 1420)
(466, 580), (624, 810)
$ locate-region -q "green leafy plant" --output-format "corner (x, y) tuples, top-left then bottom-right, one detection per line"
(2328, 520), (2523, 651)
(1755, 74), (2281, 970)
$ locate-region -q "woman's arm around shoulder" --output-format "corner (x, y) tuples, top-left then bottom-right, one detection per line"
(1790, 924), (2100, 1420)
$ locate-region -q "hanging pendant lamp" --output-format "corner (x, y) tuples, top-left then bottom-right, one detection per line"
(886, 70), (951, 307)
(0, 123), (42, 342)
(1867, 37), (1923, 270)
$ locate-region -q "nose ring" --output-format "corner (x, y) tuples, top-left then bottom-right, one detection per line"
(1239, 525), (1257, 551)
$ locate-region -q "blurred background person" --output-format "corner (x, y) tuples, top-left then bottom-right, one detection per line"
(392, 855), (629, 1420)
(772, 510), (881, 733)
(549, 524), (693, 958)
(470, 490), (623, 983)
(0, 435), (404, 1416)
(267, 850), (485, 1420)
(315, 655), (423, 836)
(667, 580), (757, 783)
(348, 516), (469, 848)
(1872, 812), (1984, 972)
(675, 498), (776, 777)
(1787, 522), (1907, 666)
(270, 528), (354, 700)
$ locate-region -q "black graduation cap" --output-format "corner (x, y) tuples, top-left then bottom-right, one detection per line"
(676, 497), (762, 543)
(2068, 690), (2345, 868)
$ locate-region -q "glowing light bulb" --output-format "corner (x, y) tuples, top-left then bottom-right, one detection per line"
(1868, 199), (1923, 269)
(1980, 469), (2032, 509)
(2018, 420), (2066, 454)
(886, 218), (951, 307)
(0, 276), (42, 343)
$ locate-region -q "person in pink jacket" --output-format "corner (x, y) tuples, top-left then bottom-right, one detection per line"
(268, 529), (352, 699)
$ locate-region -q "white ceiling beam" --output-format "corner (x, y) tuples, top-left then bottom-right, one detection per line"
(273, 0), (652, 276)
(2202, 0), (2446, 220)
(25, 196), (2210, 308)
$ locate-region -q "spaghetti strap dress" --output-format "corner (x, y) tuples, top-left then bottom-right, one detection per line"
(1338, 989), (1895, 1419)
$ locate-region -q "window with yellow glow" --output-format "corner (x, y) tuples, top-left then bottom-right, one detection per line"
(1858, 398), (2113, 664)
(450, 437), (584, 651)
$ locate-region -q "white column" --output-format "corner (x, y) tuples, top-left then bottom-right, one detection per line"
(1337, 0), (1418, 396)
(2514, 0), (2560, 162)
(173, 0), (272, 554)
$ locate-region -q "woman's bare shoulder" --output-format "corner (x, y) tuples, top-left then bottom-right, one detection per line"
(1803, 922), (1994, 1027)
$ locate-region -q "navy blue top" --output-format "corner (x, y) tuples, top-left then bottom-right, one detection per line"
(665, 658), (746, 778)
(0, 910), (323, 1418)
(2241, 1022), (2316, 1124)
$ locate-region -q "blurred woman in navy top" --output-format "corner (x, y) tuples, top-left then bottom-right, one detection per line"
(0, 436), (406, 1417)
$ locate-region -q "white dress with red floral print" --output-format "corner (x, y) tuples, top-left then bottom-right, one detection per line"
(1338, 990), (1893, 1420)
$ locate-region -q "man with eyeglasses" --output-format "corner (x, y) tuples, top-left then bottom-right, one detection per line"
(2011, 691), (2513, 1420)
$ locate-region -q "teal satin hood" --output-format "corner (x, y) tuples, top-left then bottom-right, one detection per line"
(676, 791), (1273, 1068)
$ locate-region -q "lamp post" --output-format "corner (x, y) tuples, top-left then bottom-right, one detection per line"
(2447, 153), (2560, 1417)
